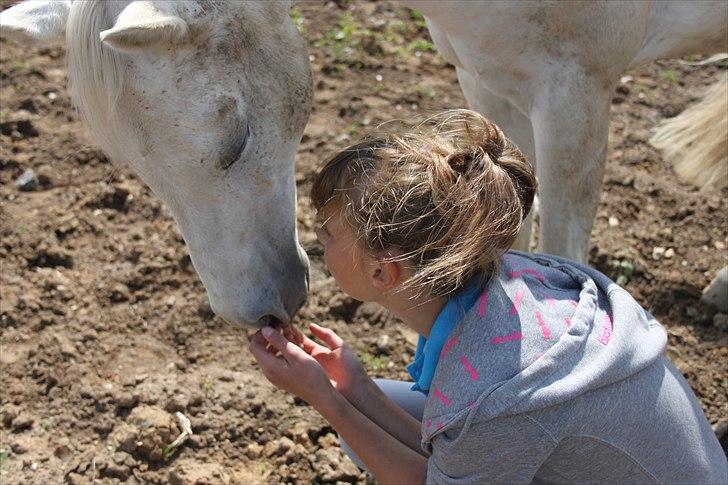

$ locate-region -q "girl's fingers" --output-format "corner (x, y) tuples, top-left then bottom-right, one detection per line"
(310, 322), (344, 348)
(282, 324), (305, 346)
(261, 327), (307, 362)
(249, 332), (286, 372)
(300, 334), (328, 354)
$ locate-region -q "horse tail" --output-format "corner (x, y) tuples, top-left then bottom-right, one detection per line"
(650, 73), (727, 190)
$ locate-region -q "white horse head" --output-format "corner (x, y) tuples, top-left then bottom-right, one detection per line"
(0, 0), (313, 327)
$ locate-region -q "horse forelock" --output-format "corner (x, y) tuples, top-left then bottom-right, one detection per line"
(66, 0), (127, 164)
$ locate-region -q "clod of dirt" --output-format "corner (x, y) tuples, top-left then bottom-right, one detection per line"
(10, 411), (34, 431)
(354, 301), (393, 327)
(164, 394), (189, 413)
(113, 389), (140, 409)
(111, 405), (179, 463)
(328, 293), (361, 320)
(310, 447), (362, 483)
(53, 440), (72, 461)
(197, 298), (214, 320)
(85, 185), (130, 212)
(0, 110), (39, 138)
(108, 283), (131, 303)
(26, 243), (73, 269)
(244, 442), (263, 459)
(11, 437), (30, 454)
(168, 460), (231, 485)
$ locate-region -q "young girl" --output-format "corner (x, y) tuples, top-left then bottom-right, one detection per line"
(249, 110), (726, 484)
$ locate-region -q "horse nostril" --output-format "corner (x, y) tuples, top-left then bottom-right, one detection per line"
(258, 314), (283, 328)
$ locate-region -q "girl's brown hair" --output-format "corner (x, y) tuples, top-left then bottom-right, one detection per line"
(311, 109), (537, 296)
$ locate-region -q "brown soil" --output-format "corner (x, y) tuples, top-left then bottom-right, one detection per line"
(1, 1), (726, 484)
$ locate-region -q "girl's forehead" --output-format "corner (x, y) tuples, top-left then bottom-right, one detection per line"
(316, 201), (342, 223)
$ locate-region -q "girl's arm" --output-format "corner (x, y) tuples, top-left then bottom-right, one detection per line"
(318, 382), (428, 485)
(340, 374), (426, 457)
(300, 323), (425, 456)
(250, 328), (427, 485)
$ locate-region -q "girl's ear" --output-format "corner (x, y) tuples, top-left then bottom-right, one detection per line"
(370, 259), (403, 291)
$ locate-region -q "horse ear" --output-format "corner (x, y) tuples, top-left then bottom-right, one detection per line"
(0, 0), (72, 44)
(100, 1), (187, 53)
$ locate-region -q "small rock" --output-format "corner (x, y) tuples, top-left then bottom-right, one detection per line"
(2, 407), (18, 427)
(197, 299), (214, 320)
(16, 168), (39, 191)
(268, 437), (294, 458)
(286, 422), (311, 446)
(664, 248), (675, 259)
(113, 391), (139, 409)
(11, 412), (34, 431)
(164, 394), (189, 413)
(608, 216), (619, 227)
(111, 423), (139, 454)
(112, 452), (127, 465)
(651, 246), (666, 260)
(318, 433), (339, 448)
(245, 442), (263, 459)
(53, 332), (77, 356)
(54, 444), (72, 460)
(65, 472), (88, 485)
(102, 462), (131, 481)
(376, 334), (390, 354)
(11, 440), (28, 454)
(109, 283), (131, 303)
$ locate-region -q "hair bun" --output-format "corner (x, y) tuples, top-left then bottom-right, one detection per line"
(443, 116), (508, 176)
(445, 149), (476, 174)
(477, 118), (507, 162)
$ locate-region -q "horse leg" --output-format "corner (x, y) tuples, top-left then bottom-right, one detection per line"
(456, 67), (536, 252)
(529, 68), (613, 262)
(702, 267), (728, 313)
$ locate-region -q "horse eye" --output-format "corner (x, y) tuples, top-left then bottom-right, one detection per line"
(219, 123), (250, 170)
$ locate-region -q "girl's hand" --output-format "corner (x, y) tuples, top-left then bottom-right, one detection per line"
(299, 323), (370, 399)
(249, 326), (334, 406)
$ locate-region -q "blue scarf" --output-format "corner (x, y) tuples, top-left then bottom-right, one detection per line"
(407, 278), (482, 395)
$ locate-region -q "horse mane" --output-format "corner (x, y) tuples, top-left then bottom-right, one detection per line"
(66, 1), (127, 164)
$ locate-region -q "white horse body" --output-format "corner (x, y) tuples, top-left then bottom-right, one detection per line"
(2, 0), (726, 323)
(411, 0), (727, 260)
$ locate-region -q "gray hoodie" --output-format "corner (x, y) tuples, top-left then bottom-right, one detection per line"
(423, 252), (727, 484)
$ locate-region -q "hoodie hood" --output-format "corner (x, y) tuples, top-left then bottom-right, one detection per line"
(421, 251), (667, 450)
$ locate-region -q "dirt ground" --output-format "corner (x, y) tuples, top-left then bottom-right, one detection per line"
(0, 1), (726, 484)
